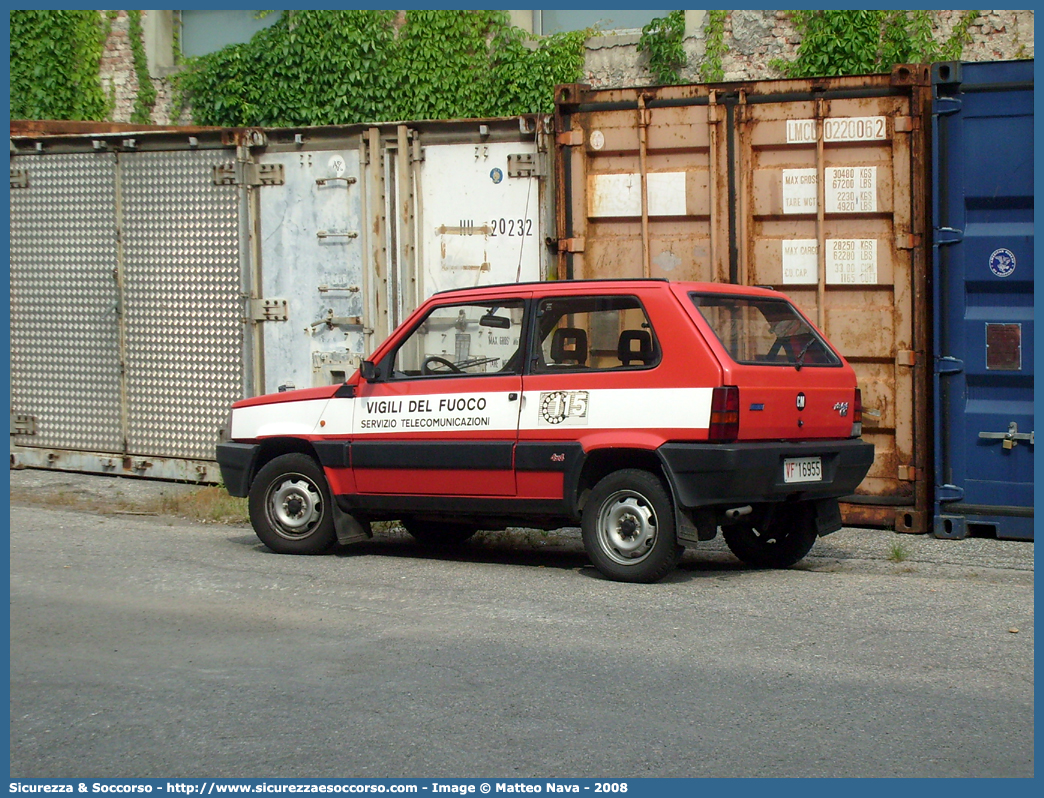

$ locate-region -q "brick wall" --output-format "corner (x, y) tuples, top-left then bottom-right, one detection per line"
(98, 10), (189, 125)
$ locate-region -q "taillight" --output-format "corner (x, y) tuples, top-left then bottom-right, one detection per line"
(708, 386), (740, 442)
(851, 388), (863, 438)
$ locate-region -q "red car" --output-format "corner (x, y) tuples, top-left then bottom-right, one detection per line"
(218, 279), (873, 582)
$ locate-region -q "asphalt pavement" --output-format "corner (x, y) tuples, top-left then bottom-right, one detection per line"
(8, 467), (1034, 778)
(8, 466), (1035, 580)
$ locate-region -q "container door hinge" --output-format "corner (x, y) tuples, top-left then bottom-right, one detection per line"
(557, 130), (584, 147)
(935, 484), (965, 503)
(246, 298), (289, 322)
(11, 413), (37, 436)
(508, 152), (543, 178)
(898, 465), (918, 481)
(895, 233), (922, 249)
(212, 162), (285, 186)
(896, 350), (917, 366)
(10, 169), (29, 189)
(935, 356), (964, 375)
(558, 237), (585, 253)
(933, 96), (963, 117)
(893, 116), (920, 133)
(934, 227), (964, 246)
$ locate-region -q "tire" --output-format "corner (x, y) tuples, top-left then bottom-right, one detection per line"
(722, 502), (818, 568)
(248, 453), (337, 555)
(402, 519), (477, 546)
(581, 469), (679, 583)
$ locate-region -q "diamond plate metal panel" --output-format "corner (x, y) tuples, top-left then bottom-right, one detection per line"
(120, 150), (242, 460)
(10, 153), (124, 452)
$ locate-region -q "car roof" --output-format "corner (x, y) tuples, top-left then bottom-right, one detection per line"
(429, 279), (785, 302)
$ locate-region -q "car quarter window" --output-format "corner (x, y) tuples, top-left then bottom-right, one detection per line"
(532, 295), (660, 372)
(387, 299), (527, 379)
(689, 292), (840, 367)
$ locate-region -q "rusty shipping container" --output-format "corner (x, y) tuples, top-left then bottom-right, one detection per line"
(553, 67), (933, 532)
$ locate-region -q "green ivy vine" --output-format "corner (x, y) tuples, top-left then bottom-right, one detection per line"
(701, 11), (728, 82)
(127, 10), (157, 124)
(638, 10), (686, 85)
(174, 10), (588, 127)
(9, 10), (110, 121)
(774, 10), (981, 78)
(637, 10), (730, 86)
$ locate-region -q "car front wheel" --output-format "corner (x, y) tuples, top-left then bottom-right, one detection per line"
(249, 453), (337, 554)
(581, 469), (679, 583)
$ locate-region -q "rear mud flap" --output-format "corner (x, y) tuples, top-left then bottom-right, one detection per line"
(814, 498), (843, 536)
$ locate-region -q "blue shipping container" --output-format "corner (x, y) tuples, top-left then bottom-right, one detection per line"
(931, 60), (1034, 540)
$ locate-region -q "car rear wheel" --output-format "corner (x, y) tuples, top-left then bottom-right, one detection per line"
(249, 453), (337, 555)
(722, 502), (818, 568)
(581, 469), (678, 583)
(402, 519), (478, 546)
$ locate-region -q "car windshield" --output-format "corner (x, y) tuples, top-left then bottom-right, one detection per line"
(689, 293), (840, 368)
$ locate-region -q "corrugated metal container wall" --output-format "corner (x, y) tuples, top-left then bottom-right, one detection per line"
(252, 118), (551, 395)
(931, 60), (1034, 541)
(554, 84), (730, 283)
(10, 117), (552, 482)
(554, 69), (932, 531)
(10, 138), (243, 481)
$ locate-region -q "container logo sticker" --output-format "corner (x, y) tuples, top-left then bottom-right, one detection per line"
(989, 248), (1016, 278)
(490, 168), (503, 185)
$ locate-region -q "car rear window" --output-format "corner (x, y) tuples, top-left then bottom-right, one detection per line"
(689, 293), (841, 367)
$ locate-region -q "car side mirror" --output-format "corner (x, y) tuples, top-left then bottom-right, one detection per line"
(360, 360), (380, 382)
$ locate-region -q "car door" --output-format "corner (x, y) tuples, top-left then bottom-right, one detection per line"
(516, 291), (673, 502)
(351, 297), (528, 496)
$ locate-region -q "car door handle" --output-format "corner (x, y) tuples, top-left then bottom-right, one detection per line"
(508, 393), (518, 401)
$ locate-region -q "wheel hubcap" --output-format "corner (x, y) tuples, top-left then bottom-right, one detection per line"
(598, 490), (657, 565)
(269, 476), (321, 538)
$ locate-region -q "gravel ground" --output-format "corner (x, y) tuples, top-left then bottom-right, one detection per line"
(8, 466), (1034, 580)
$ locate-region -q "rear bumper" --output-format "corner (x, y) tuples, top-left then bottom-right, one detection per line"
(657, 439), (874, 509)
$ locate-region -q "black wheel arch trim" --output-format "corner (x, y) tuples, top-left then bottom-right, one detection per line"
(216, 442), (259, 498)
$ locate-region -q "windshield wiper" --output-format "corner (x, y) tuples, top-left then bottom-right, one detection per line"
(794, 337), (815, 371)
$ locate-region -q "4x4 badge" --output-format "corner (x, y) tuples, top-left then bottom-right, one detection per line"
(796, 392), (806, 410)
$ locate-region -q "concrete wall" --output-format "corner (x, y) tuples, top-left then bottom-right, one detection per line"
(98, 10), (1034, 125)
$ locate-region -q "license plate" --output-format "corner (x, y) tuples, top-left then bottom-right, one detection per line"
(784, 456), (822, 483)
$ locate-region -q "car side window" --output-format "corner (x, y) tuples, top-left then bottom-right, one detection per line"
(532, 295), (660, 372)
(386, 299), (527, 379)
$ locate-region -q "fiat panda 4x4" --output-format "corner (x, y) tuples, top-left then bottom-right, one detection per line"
(217, 279), (874, 583)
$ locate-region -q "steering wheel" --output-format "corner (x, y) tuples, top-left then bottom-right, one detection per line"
(422, 356), (463, 375)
